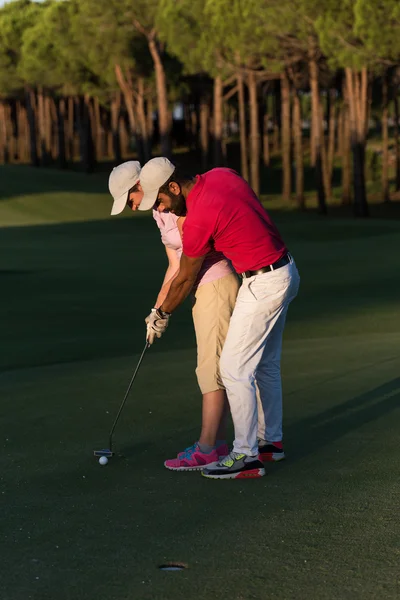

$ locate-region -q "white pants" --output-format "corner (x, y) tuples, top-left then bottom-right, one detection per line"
(220, 258), (300, 456)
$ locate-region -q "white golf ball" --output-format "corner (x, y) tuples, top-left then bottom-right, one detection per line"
(99, 456), (108, 466)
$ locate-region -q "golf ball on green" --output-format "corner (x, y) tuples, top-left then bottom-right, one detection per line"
(99, 456), (108, 465)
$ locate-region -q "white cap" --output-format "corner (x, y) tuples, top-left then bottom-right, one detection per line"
(139, 157), (175, 211)
(108, 161), (141, 215)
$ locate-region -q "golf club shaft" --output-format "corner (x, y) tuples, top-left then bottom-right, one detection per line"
(108, 341), (150, 450)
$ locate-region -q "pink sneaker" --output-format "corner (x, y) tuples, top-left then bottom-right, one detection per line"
(177, 443), (229, 460)
(165, 443), (219, 471)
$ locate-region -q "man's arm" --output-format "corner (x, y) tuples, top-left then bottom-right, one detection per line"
(160, 253), (205, 314)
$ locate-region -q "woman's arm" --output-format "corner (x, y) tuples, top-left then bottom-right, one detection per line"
(176, 216), (185, 240)
(154, 246), (180, 309)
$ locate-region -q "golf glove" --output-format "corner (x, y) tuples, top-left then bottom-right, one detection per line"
(145, 308), (171, 345)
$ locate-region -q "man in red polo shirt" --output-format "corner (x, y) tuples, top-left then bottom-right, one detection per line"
(140, 158), (300, 480)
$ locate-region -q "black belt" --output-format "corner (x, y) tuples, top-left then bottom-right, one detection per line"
(241, 253), (291, 279)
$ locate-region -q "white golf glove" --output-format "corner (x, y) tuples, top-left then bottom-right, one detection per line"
(145, 308), (171, 345)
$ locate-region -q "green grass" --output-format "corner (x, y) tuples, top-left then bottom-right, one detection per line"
(1, 166), (400, 600)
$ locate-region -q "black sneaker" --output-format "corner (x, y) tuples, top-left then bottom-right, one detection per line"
(258, 442), (285, 462)
(202, 451), (265, 480)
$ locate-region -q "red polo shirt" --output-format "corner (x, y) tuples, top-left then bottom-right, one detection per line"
(182, 168), (287, 273)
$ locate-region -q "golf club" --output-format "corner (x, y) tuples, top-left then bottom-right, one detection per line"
(93, 340), (150, 458)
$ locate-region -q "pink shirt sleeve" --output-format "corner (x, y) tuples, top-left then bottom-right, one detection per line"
(182, 222), (213, 258)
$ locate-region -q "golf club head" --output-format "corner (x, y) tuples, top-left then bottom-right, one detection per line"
(93, 448), (114, 458)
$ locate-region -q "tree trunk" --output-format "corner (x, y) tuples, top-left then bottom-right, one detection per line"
(273, 79), (280, 153)
(76, 95), (95, 173)
(394, 92), (400, 191)
(49, 98), (58, 160)
(0, 102), (7, 163)
(147, 38), (171, 158)
(57, 97), (67, 169)
(9, 102), (18, 162)
(25, 88), (39, 167)
(16, 101), (22, 161)
(16, 101), (27, 162)
(37, 87), (47, 164)
(119, 115), (129, 157)
(263, 114), (270, 168)
(281, 71), (291, 202)
(221, 103), (228, 164)
(137, 78), (150, 162)
(310, 94), (317, 168)
(93, 97), (102, 160)
(147, 96), (154, 152)
(88, 97), (98, 165)
(293, 90), (305, 209)
(345, 67), (369, 217)
(337, 106), (343, 158)
(200, 97), (210, 170)
(381, 77), (390, 202)
(237, 73), (249, 179)
(188, 103), (197, 150)
(248, 70), (260, 195)
(341, 100), (352, 205)
(327, 89), (336, 188)
(321, 99), (332, 200)
(213, 75), (223, 166)
(44, 95), (52, 159)
(107, 131), (113, 159)
(111, 92), (122, 164)
(114, 65), (141, 161)
(308, 41), (327, 215)
(67, 96), (74, 162)
(21, 102), (31, 163)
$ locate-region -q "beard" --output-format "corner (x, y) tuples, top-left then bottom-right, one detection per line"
(169, 193), (187, 217)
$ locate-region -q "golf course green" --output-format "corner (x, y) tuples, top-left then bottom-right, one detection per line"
(1, 165), (399, 600)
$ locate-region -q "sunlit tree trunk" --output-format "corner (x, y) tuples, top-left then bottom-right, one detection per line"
(147, 36), (172, 158)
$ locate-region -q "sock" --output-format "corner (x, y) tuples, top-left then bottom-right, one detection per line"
(198, 442), (215, 454)
(266, 440), (283, 449)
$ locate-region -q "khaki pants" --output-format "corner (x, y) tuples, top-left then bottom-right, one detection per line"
(192, 273), (240, 394)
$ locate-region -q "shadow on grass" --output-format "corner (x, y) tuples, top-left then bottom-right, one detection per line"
(285, 377), (400, 463)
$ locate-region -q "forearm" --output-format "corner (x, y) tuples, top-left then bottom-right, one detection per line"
(155, 270), (179, 308)
(160, 275), (196, 314)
